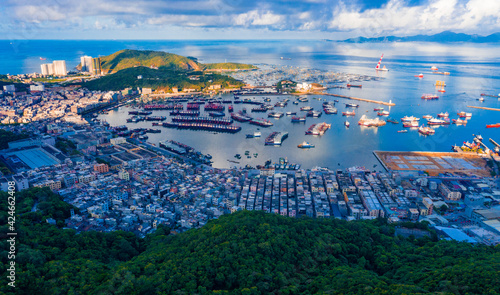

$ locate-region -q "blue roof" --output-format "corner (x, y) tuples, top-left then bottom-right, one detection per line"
(435, 226), (477, 243)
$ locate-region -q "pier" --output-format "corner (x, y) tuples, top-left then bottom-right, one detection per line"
(467, 106), (500, 112)
(309, 92), (396, 106)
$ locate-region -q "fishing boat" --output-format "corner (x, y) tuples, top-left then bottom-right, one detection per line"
(427, 118), (450, 125)
(300, 106), (313, 111)
(344, 121), (350, 127)
(285, 111), (297, 116)
(452, 118), (467, 125)
(457, 112), (472, 118)
(418, 125), (435, 135)
(291, 116), (306, 123)
(347, 83), (362, 88)
(486, 123), (500, 128)
(375, 54), (389, 71)
(297, 141), (315, 149)
(421, 94), (439, 100)
(374, 107), (384, 111)
(358, 115), (386, 127)
(415, 73), (423, 78)
(401, 116), (420, 122)
(386, 118), (399, 124)
(342, 110), (355, 116)
(478, 97), (485, 102)
(431, 66), (438, 71)
(397, 130), (408, 133)
(345, 103), (359, 108)
(438, 88), (446, 93)
(422, 115), (433, 119)
(377, 111), (390, 116)
(403, 121), (419, 128)
(437, 112), (449, 118)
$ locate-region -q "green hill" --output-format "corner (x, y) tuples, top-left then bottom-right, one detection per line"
(1, 188), (499, 295)
(82, 66), (244, 92)
(99, 49), (201, 73)
(96, 49), (256, 74)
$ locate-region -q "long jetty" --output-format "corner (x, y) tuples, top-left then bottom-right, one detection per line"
(310, 92), (396, 106)
(467, 106), (500, 112)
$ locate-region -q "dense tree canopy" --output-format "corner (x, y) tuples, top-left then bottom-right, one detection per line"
(1, 188), (499, 294)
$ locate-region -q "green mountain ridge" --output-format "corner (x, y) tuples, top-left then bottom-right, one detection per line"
(96, 49), (256, 73)
(1, 187), (499, 295)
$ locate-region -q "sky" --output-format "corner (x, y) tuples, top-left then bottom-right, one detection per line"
(0, 0), (499, 39)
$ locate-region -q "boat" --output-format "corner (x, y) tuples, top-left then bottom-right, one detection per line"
(480, 93), (500, 98)
(300, 106), (313, 111)
(478, 97), (485, 102)
(345, 121), (350, 127)
(346, 83), (362, 88)
(280, 57), (292, 60)
(397, 130), (408, 133)
(209, 112), (225, 117)
(422, 115), (433, 119)
(39, 57), (46, 60)
(138, 135), (148, 140)
(421, 94), (439, 100)
(268, 112), (284, 118)
(297, 141), (315, 149)
(254, 131), (261, 137)
(358, 115), (386, 127)
(246, 134), (255, 138)
(403, 121), (419, 128)
(250, 118), (273, 127)
(265, 132), (288, 145)
(292, 101), (299, 105)
(231, 111), (252, 122)
(342, 110), (355, 116)
(438, 88), (446, 93)
(415, 73), (423, 78)
(375, 54), (389, 71)
(427, 118), (450, 125)
(431, 66), (438, 71)
(306, 110), (322, 118)
(377, 111), (390, 116)
(228, 105), (234, 112)
(305, 122), (331, 135)
(345, 103), (359, 108)
(285, 111), (297, 115)
(418, 125), (435, 135)
(486, 123), (500, 128)
(437, 112), (449, 118)
(401, 116), (420, 122)
(457, 112), (472, 118)
(291, 116), (306, 123)
(452, 118), (467, 125)
(323, 107), (338, 114)
(386, 118), (399, 124)
(374, 107), (384, 111)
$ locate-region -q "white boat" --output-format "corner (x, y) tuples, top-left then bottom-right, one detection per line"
(375, 54), (389, 71)
(254, 131), (261, 137)
(345, 121), (350, 127)
(401, 116), (420, 122)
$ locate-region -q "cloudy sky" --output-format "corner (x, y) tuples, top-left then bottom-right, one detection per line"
(1, 0), (499, 39)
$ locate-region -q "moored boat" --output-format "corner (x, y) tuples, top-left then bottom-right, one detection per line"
(297, 141), (315, 149)
(418, 125), (435, 135)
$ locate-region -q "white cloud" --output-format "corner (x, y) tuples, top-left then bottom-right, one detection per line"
(234, 10), (282, 26)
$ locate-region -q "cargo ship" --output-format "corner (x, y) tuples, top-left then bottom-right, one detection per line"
(172, 116), (233, 125)
(265, 132), (288, 145)
(170, 110), (200, 116)
(342, 110), (355, 116)
(358, 115), (386, 127)
(452, 118), (467, 125)
(427, 118), (450, 125)
(250, 118), (273, 127)
(421, 94), (439, 100)
(297, 141), (315, 149)
(457, 112), (472, 118)
(291, 116), (306, 123)
(418, 126), (435, 135)
(231, 111), (253, 122)
(305, 122), (331, 135)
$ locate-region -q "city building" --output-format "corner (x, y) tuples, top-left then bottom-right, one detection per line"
(80, 56), (93, 73)
(41, 63), (54, 76)
(53, 60), (67, 76)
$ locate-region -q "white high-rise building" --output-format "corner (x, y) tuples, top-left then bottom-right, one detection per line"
(52, 60), (67, 76)
(80, 55), (93, 73)
(41, 63), (54, 76)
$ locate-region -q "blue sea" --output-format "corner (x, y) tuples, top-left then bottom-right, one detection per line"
(1, 40), (499, 169)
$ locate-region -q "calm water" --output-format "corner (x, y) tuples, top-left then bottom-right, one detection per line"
(1, 40), (500, 169)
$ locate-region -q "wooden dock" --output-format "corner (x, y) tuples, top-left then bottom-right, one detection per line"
(310, 92), (396, 106)
(467, 106), (500, 112)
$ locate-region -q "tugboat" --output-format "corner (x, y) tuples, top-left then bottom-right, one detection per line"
(297, 141), (315, 149)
